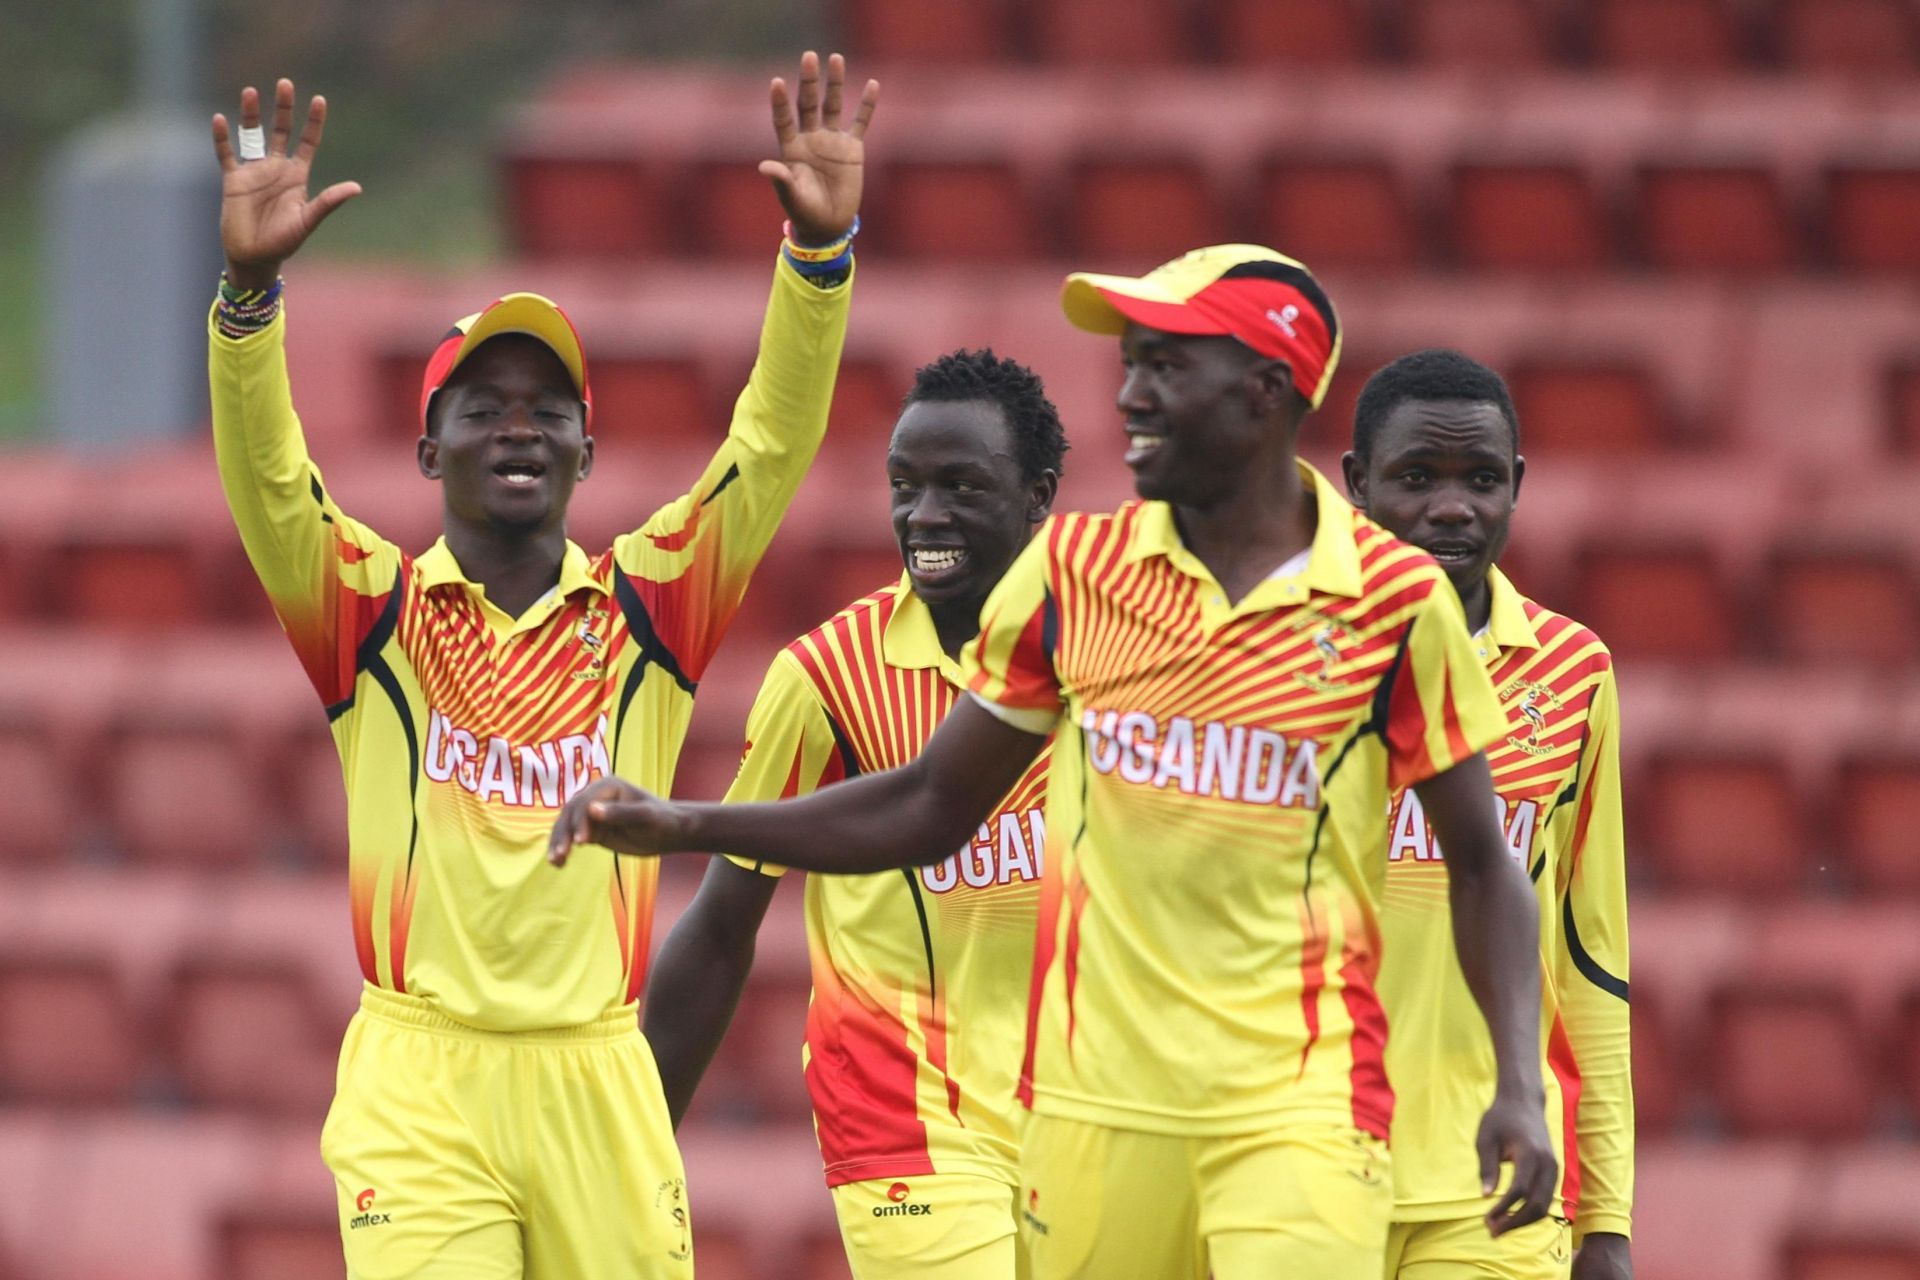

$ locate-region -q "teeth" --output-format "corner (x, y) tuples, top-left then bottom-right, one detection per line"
(913, 549), (964, 572)
(1127, 433), (1166, 453)
(501, 472), (538, 485)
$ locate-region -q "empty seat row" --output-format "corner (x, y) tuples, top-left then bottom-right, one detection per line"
(834, 0), (1920, 75)
(506, 150), (1920, 275)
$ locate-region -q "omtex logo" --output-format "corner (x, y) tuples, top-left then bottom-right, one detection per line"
(423, 710), (610, 809)
(349, 1188), (391, 1230)
(872, 1182), (933, 1218)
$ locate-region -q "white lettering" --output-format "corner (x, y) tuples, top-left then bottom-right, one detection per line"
(1242, 729), (1287, 804)
(1116, 712), (1157, 784)
(518, 743), (561, 808)
(1087, 709), (1122, 774)
(1280, 738), (1321, 808)
(477, 737), (516, 804)
(419, 709), (609, 810)
(1152, 716), (1197, 792)
(1198, 722), (1245, 801)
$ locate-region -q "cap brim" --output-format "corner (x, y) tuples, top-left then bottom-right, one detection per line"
(450, 293), (587, 396)
(1061, 273), (1236, 340)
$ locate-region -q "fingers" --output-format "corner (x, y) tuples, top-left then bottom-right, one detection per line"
(757, 159), (795, 208)
(270, 78), (296, 157)
(821, 53), (844, 129)
(239, 85), (262, 133)
(849, 78), (880, 140)
(294, 94), (328, 165)
(795, 50), (821, 133)
(767, 76), (796, 147)
(211, 114), (235, 172)
(305, 181), (364, 232)
(1484, 1149), (1555, 1236)
(1476, 1125), (1500, 1197)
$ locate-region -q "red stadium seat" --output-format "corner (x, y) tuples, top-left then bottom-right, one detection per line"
(1639, 752), (1806, 893)
(1635, 164), (1799, 273)
(1507, 359), (1669, 455)
(0, 724), (71, 864)
(1628, 986), (1685, 1134)
(1590, 0), (1747, 71)
(109, 726), (278, 869)
(1825, 166), (1920, 272)
(1887, 363), (1920, 455)
(1769, 549), (1920, 666)
(690, 160), (795, 259)
(803, 1232), (857, 1280)
(1782, 1239), (1920, 1280)
(828, 356), (907, 450)
(1709, 984), (1876, 1138)
(734, 969), (815, 1124)
(49, 537), (207, 630)
(1028, 0), (1196, 65)
(503, 156), (671, 261)
(591, 356), (717, 446)
(219, 1214), (345, 1280)
(691, 1227), (758, 1280)
(0, 955), (141, 1103)
(1065, 158), (1227, 265)
(838, 0), (1016, 61)
(1569, 543), (1738, 663)
(1896, 990), (1920, 1120)
(1778, 0), (1920, 75)
(1449, 163), (1613, 271)
(1404, 0), (1559, 68)
(166, 960), (341, 1114)
(870, 160), (1038, 259)
(1259, 158), (1424, 272)
(1214, 0), (1378, 65)
(1835, 756), (1920, 894)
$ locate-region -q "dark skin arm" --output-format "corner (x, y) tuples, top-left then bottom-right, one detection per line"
(549, 697), (1046, 871)
(642, 857), (780, 1129)
(1572, 1233), (1632, 1279)
(1415, 751), (1559, 1237)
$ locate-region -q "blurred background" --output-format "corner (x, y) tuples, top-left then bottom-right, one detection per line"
(2, 1), (1919, 1278)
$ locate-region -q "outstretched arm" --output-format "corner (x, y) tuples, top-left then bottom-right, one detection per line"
(1418, 755), (1558, 1237)
(551, 696), (1045, 872)
(212, 79), (363, 291)
(643, 858), (780, 1128)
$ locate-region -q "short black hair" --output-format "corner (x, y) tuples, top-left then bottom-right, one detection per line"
(901, 348), (1068, 483)
(1351, 349), (1520, 460)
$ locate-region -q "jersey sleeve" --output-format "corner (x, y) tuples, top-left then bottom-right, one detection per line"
(961, 525), (1064, 735)
(721, 649), (850, 878)
(1385, 575), (1508, 791)
(208, 304), (404, 711)
(609, 256), (853, 684)
(1550, 665), (1633, 1242)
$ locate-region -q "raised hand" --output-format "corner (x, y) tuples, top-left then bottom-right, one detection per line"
(759, 51), (879, 245)
(548, 777), (686, 866)
(211, 79), (363, 290)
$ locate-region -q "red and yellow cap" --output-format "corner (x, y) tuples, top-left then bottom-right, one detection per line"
(1060, 244), (1342, 410)
(419, 292), (594, 433)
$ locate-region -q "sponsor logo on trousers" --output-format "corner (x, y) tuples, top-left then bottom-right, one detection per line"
(349, 1188), (391, 1229)
(873, 1181), (933, 1217)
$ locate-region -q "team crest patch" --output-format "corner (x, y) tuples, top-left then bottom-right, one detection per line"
(1499, 678), (1563, 756)
(1296, 610), (1351, 693)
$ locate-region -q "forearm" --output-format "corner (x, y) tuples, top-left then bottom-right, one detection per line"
(1449, 859), (1546, 1099)
(678, 760), (977, 874)
(643, 886), (764, 1129)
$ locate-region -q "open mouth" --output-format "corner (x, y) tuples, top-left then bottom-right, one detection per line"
(493, 460), (548, 487)
(1425, 542), (1480, 566)
(909, 546), (969, 579)
(1124, 428), (1167, 467)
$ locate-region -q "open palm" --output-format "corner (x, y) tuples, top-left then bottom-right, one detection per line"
(212, 79), (362, 289)
(758, 52), (879, 245)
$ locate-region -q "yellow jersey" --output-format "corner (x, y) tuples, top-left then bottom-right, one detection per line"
(963, 462), (1507, 1139)
(726, 577), (1047, 1187)
(1380, 567), (1632, 1238)
(210, 257), (851, 1031)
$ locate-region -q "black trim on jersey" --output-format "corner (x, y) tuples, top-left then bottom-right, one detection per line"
(700, 463), (742, 508)
(822, 711), (940, 1002)
(309, 471), (333, 524)
(1564, 893), (1629, 1003)
(610, 567), (698, 767)
(327, 563), (406, 722)
(1040, 588), (1060, 667)
(1303, 627), (1412, 912)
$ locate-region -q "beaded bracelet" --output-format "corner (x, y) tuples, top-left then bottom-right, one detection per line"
(782, 215), (859, 261)
(215, 272), (284, 340)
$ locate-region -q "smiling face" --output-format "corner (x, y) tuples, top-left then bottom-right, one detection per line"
(888, 398), (1054, 616)
(1344, 398), (1523, 598)
(417, 334), (593, 537)
(1115, 323), (1289, 507)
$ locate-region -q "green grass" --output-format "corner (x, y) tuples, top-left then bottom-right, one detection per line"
(0, 198), (42, 442)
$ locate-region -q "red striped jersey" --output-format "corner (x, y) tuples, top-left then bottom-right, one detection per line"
(725, 576), (1047, 1188)
(963, 462), (1507, 1139)
(1380, 567), (1632, 1236)
(209, 261), (851, 1031)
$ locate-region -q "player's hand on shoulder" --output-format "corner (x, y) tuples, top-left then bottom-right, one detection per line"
(1571, 1233), (1632, 1280)
(548, 777), (681, 865)
(757, 50), (878, 244)
(211, 78), (362, 290)
(1475, 1088), (1558, 1236)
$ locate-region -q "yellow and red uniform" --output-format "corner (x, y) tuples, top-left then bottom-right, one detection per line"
(210, 255), (851, 1277)
(726, 576), (1046, 1279)
(961, 462), (1509, 1279)
(1380, 567), (1631, 1277)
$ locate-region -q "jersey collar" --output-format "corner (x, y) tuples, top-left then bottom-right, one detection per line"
(1477, 564), (1541, 664)
(882, 573), (966, 684)
(1122, 459), (1364, 601)
(415, 538), (604, 624)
